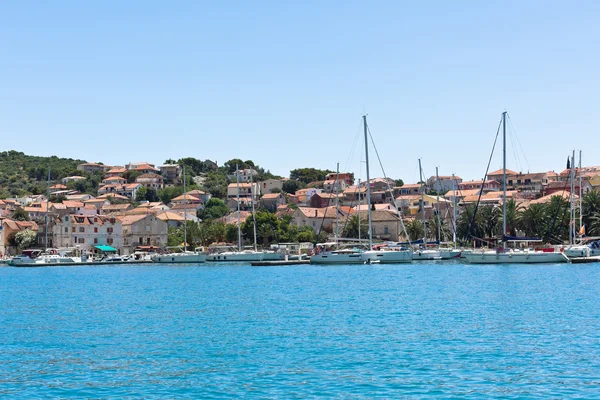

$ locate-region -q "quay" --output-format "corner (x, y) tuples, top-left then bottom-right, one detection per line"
(8, 260), (154, 267)
(570, 256), (600, 264)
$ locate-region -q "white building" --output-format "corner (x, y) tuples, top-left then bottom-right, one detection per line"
(118, 214), (168, 255)
(53, 214), (124, 253)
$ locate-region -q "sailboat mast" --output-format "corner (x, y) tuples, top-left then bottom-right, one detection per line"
(236, 164), (242, 251)
(183, 165), (187, 252)
(335, 162), (339, 242)
(45, 167), (50, 250)
(502, 111), (507, 250)
(435, 167), (441, 247)
(579, 150), (583, 239)
(419, 158), (426, 244)
(363, 115), (373, 250)
(250, 166), (257, 252)
(570, 151), (575, 245)
(357, 179), (361, 242)
(452, 173), (457, 247)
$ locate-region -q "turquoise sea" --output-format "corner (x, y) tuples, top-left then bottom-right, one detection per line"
(1, 262), (600, 398)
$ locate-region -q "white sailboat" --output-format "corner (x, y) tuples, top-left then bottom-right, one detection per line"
(152, 166), (207, 263)
(463, 112), (569, 264)
(207, 164), (283, 262)
(360, 115), (412, 264)
(310, 163), (369, 265)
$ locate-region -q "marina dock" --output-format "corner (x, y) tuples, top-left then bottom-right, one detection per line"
(251, 260), (311, 266)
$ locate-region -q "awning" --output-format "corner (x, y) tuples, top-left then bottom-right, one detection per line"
(95, 245), (117, 252)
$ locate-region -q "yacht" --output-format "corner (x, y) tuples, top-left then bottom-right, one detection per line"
(207, 247), (283, 262)
(152, 247), (207, 263)
(310, 243), (366, 265)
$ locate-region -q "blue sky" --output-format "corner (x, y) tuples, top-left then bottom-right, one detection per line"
(1, 1), (598, 183)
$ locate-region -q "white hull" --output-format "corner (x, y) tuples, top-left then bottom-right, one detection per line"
(363, 250), (412, 264)
(463, 250), (569, 264)
(8, 255), (81, 266)
(152, 253), (207, 263)
(564, 246), (600, 258)
(207, 251), (283, 262)
(310, 252), (364, 265)
(412, 248), (462, 260)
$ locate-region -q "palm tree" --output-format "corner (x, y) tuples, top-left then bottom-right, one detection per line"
(406, 219), (424, 242)
(500, 199), (522, 236)
(517, 203), (546, 238)
(479, 206), (500, 238)
(544, 195), (570, 243)
(342, 215), (368, 239)
(583, 190), (600, 230)
(456, 204), (484, 242)
(427, 214), (451, 243)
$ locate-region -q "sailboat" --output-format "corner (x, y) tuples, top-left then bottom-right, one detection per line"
(207, 165), (283, 262)
(152, 166), (207, 263)
(310, 163), (369, 265)
(360, 115), (412, 264)
(463, 112), (569, 264)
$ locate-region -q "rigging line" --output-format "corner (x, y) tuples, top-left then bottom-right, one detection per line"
(508, 126), (521, 174)
(366, 125), (410, 240)
(343, 119), (363, 175)
(545, 167), (572, 242)
(466, 114), (503, 241)
(507, 114), (531, 173)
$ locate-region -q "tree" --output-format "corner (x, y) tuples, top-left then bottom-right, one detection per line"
(198, 198), (229, 220)
(479, 206), (500, 238)
(406, 219), (424, 241)
(394, 178), (404, 187)
(201, 171), (228, 199)
(12, 207), (29, 221)
(517, 203), (546, 238)
(297, 226), (317, 243)
(135, 186), (148, 202)
(282, 180), (303, 194)
(226, 224), (239, 244)
(15, 229), (37, 249)
(241, 211), (279, 246)
(583, 190), (600, 230)
(157, 186), (184, 204)
(289, 168), (333, 184)
(499, 199), (522, 236)
(342, 215), (369, 239)
(123, 170), (141, 184)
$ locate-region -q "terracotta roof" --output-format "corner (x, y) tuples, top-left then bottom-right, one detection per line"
(488, 169), (519, 176)
(107, 167), (126, 173)
(296, 206), (353, 219)
(136, 173), (163, 180)
(530, 192), (578, 204)
(50, 184), (67, 189)
(261, 193), (283, 199)
(171, 194), (201, 202)
(103, 177), (127, 182)
(399, 184), (422, 189)
(133, 164), (159, 171)
(117, 214), (150, 226)
(97, 193), (130, 200)
(156, 211), (185, 222)
(227, 183), (256, 188)
(352, 204), (396, 211)
(343, 186), (367, 194)
(351, 209), (400, 222)
(218, 211), (251, 225)
(63, 201), (84, 208)
(185, 190), (208, 196)
(460, 179), (500, 186)
(102, 204), (132, 210)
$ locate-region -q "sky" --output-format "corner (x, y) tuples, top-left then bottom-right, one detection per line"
(1, 1), (599, 183)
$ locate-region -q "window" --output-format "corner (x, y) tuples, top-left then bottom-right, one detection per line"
(78, 238), (85, 244)
(72, 227), (76, 233)
(64, 227), (68, 233)
(79, 227), (84, 233)
(107, 238), (113, 244)
(384, 226), (389, 234)
(94, 238), (98, 244)
(107, 227), (113, 233)
(139, 237), (143, 244)
(94, 227), (98, 233)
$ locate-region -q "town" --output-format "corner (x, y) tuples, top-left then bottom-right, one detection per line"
(0, 150), (596, 260)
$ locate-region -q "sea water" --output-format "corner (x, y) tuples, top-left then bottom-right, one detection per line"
(1, 262), (599, 398)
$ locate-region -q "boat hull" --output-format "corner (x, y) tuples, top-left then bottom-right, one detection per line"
(363, 250), (412, 264)
(564, 246), (600, 258)
(152, 254), (207, 263)
(463, 251), (569, 264)
(206, 252), (283, 262)
(309, 253), (364, 265)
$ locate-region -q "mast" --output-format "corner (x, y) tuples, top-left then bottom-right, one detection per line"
(250, 166), (257, 252)
(45, 167), (50, 250)
(435, 167), (441, 247)
(502, 111), (507, 250)
(363, 115), (373, 250)
(579, 150), (583, 241)
(357, 178), (361, 242)
(183, 165), (187, 252)
(569, 150), (575, 244)
(418, 158), (426, 244)
(452, 173), (457, 247)
(236, 164), (242, 251)
(335, 162), (339, 242)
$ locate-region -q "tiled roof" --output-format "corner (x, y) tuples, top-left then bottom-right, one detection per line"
(117, 214), (150, 226)
(261, 193), (282, 199)
(63, 201), (84, 208)
(156, 211), (185, 222)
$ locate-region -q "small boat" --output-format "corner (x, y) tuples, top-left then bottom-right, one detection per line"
(310, 243), (367, 265)
(206, 246), (283, 262)
(152, 247), (207, 263)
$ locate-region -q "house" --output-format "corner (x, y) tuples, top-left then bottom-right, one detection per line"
(458, 180), (501, 192)
(295, 188), (322, 205)
(323, 179), (347, 194)
(65, 194), (93, 202)
(102, 176), (128, 185)
(426, 175), (462, 193)
(557, 166), (600, 182)
(159, 164), (182, 182)
(101, 203), (133, 215)
(125, 162), (156, 171)
(62, 175), (86, 184)
(513, 172), (555, 198)
(98, 183), (142, 199)
(396, 184), (422, 196)
(22, 202), (49, 220)
(135, 173), (165, 189)
(217, 210), (252, 226)
(544, 180), (593, 196)
(83, 198), (109, 211)
(104, 167), (127, 178)
(49, 184), (68, 193)
(310, 192), (339, 208)
(325, 172), (355, 186)
(63, 200), (84, 214)
(530, 191), (577, 205)
(53, 214), (123, 253)
(128, 202), (169, 215)
(118, 214), (168, 255)
(342, 185), (367, 204)
(185, 190), (211, 203)
(156, 211), (186, 228)
(0, 219), (39, 256)
(333, 210), (402, 241)
(260, 193), (285, 211)
(77, 163), (109, 173)
(292, 206), (353, 232)
(259, 178), (287, 195)
(487, 169), (519, 184)
(228, 168), (258, 183)
(132, 164), (161, 175)
(76, 204), (101, 216)
(96, 193), (130, 201)
(227, 183), (259, 202)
